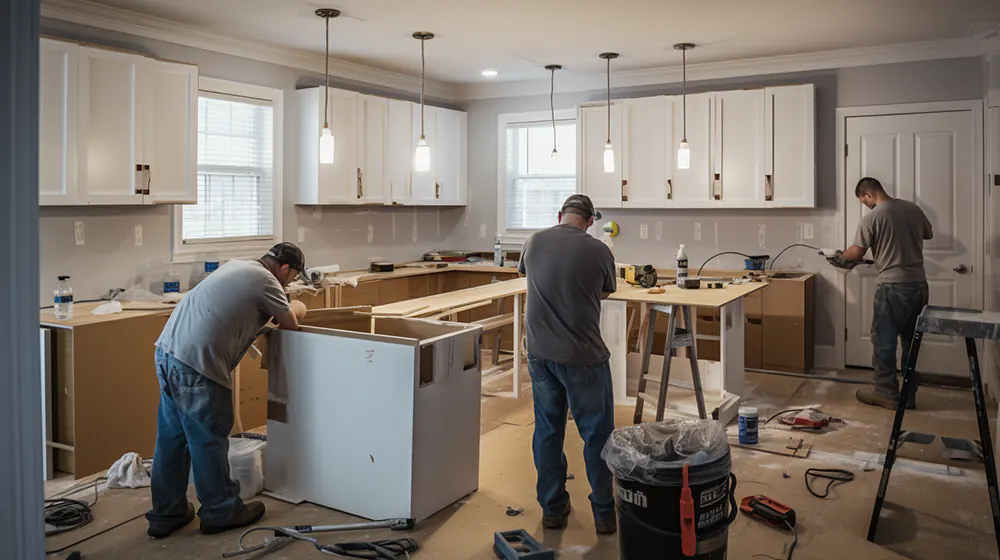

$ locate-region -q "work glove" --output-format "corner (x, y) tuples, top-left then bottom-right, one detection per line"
(825, 250), (860, 270)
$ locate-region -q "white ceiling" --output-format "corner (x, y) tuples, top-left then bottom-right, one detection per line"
(46, 0), (1000, 96)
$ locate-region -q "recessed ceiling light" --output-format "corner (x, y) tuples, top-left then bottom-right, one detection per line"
(481, 69), (498, 78)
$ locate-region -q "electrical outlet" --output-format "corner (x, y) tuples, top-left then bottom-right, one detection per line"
(758, 224), (766, 249)
(479, 223), (487, 239)
(640, 224), (648, 239)
(298, 226), (306, 243)
(655, 222), (663, 242)
(694, 222), (702, 242)
(134, 225), (143, 246)
(803, 223), (814, 240)
(74, 221), (85, 246)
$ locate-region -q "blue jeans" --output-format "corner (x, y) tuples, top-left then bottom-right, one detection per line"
(146, 349), (242, 526)
(528, 355), (615, 520)
(871, 282), (929, 399)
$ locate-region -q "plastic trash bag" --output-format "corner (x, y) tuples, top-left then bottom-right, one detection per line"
(91, 301), (123, 315)
(228, 438), (266, 500)
(112, 284), (172, 303)
(602, 419), (730, 486)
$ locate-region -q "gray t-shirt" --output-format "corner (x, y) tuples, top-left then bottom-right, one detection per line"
(853, 198), (932, 284)
(155, 259), (291, 387)
(518, 224), (617, 366)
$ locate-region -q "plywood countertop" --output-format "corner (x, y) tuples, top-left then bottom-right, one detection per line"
(40, 301), (175, 328)
(287, 262), (520, 292)
(373, 277), (527, 317)
(607, 279), (768, 308)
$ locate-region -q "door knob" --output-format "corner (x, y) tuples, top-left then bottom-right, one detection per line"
(953, 264), (969, 274)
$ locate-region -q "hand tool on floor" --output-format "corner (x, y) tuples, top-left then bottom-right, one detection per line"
(868, 306), (1000, 556)
(223, 518), (416, 558)
(494, 529), (554, 560)
(740, 495), (797, 560)
(622, 264), (658, 289)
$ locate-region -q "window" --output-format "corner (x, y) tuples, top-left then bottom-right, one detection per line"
(172, 78), (283, 263)
(497, 110), (577, 243)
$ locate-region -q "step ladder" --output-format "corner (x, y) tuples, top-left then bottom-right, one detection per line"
(633, 304), (708, 423)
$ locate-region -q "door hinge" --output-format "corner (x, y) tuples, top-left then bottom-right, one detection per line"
(621, 179), (628, 202)
(713, 173), (722, 201)
(135, 164), (151, 195)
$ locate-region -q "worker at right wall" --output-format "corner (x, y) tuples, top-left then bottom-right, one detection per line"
(839, 177), (933, 410)
(518, 194), (618, 536)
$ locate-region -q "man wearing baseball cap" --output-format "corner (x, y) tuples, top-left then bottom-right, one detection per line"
(146, 242), (305, 538)
(518, 194), (618, 535)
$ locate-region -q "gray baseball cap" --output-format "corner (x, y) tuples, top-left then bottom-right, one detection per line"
(561, 194), (602, 220)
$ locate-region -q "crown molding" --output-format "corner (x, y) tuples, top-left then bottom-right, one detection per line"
(40, 0), (461, 101)
(458, 36), (993, 100)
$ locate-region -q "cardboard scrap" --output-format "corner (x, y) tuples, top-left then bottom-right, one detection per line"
(797, 528), (907, 560)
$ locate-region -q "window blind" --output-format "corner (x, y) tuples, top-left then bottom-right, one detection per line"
(183, 93), (275, 242)
(505, 121), (576, 231)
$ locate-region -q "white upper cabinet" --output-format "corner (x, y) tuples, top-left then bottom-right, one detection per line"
(622, 97), (671, 208)
(579, 102), (623, 209)
(410, 104), (438, 204)
(298, 87), (359, 205)
(146, 60), (198, 204)
(434, 107), (467, 205)
(713, 89), (765, 208)
(39, 39), (78, 205)
(765, 84), (816, 207)
(387, 100), (413, 204)
(39, 41), (199, 206)
(358, 94), (390, 205)
(77, 46), (146, 205)
(670, 93), (714, 207)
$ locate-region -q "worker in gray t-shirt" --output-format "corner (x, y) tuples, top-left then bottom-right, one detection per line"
(146, 243), (305, 539)
(840, 178), (932, 410)
(518, 194), (618, 536)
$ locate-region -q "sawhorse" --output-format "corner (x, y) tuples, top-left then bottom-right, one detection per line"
(868, 305), (1000, 554)
(632, 304), (707, 422)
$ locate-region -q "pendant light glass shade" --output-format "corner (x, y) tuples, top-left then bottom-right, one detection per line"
(677, 140), (690, 170)
(319, 126), (335, 164)
(603, 142), (615, 173)
(316, 9), (340, 166)
(414, 136), (431, 172)
(413, 32), (434, 172)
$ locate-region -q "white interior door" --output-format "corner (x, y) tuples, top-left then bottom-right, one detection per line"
(845, 110), (981, 376)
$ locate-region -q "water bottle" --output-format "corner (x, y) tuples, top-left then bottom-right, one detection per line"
(54, 276), (73, 320)
(163, 268), (181, 294)
(677, 244), (689, 280)
(493, 238), (504, 267)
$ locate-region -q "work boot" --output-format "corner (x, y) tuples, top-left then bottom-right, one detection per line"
(856, 389), (902, 411)
(200, 501), (266, 535)
(542, 498), (571, 530)
(147, 501), (195, 539)
(595, 516), (617, 535)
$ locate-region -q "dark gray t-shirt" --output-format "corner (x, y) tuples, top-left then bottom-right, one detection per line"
(518, 224), (617, 366)
(155, 259), (291, 387)
(853, 198), (932, 284)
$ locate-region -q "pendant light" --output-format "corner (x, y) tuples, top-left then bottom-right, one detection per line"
(545, 65), (562, 158)
(413, 32), (435, 173)
(316, 8), (341, 165)
(674, 43), (695, 170)
(599, 53), (618, 173)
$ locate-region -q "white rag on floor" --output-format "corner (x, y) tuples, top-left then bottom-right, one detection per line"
(106, 452), (151, 488)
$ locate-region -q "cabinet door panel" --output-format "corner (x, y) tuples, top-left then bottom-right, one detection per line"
(39, 39), (79, 205)
(622, 97), (670, 208)
(358, 95), (389, 204)
(715, 90), (765, 208)
(147, 61), (198, 204)
(766, 84), (815, 207)
(578, 104), (622, 208)
(670, 94), (713, 207)
(317, 87), (359, 204)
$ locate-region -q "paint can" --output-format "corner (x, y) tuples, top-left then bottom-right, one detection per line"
(738, 407), (759, 445)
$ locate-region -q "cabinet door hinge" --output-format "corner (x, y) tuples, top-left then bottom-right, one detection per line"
(713, 173), (722, 201)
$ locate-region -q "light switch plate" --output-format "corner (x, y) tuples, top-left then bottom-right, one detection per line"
(134, 225), (143, 246)
(694, 222), (702, 242)
(803, 223), (814, 240)
(640, 224), (648, 239)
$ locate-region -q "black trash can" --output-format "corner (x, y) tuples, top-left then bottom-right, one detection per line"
(602, 419), (737, 559)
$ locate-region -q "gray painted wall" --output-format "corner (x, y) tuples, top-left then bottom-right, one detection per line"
(445, 58), (984, 350)
(39, 18), (467, 305)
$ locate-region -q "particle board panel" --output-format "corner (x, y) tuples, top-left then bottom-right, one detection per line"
(437, 271), (471, 294)
(373, 278), (527, 318)
(762, 275), (815, 373)
(340, 281), (379, 307)
(377, 277), (411, 305)
(40, 301), (172, 328)
(70, 314), (167, 476)
(53, 328), (75, 473)
(609, 279), (767, 308)
(291, 289), (328, 310)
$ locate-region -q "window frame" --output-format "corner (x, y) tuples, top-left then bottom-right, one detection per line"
(496, 109), (577, 245)
(171, 77), (284, 264)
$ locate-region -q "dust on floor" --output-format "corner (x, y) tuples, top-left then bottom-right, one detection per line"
(45, 370), (999, 559)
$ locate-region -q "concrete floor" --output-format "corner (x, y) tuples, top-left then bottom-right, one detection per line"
(45, 369), (1000, 559)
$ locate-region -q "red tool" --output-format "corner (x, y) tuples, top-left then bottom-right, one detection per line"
(679, 464), (696, 556)
(739, 495), (796, 529)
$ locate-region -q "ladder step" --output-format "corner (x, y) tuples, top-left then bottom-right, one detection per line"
(669, 333), (695, 349)
(641, 375), (694, 391)
(638, 392), (659, 408)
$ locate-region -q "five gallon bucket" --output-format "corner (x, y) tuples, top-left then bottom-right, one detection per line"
(602, 419), (736, 559)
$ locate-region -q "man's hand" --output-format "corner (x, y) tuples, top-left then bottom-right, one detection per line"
(274, 307), (300, 331)
(841, 245), (866, 262)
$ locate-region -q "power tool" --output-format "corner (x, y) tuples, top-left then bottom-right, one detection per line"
(740, 495), (796, 529)
(621, 264), (658, 289)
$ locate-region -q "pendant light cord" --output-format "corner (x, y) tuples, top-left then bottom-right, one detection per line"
(606, 56), (611, 144)
(681, 48), (687, 142)
(550, 67), (557, 153)
(323, 15), (330, 128)
(420, 38), (426, 138)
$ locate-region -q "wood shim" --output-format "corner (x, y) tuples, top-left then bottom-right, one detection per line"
(728, 431), (812, 458)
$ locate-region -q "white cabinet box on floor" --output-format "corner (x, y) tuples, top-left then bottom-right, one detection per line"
(265, 311), (483, 521)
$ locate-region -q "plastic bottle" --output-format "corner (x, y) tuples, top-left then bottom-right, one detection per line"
(676, 244), (689, 280)
(54, 276), (73, 320)
(163, 268), (181, 294)
(493, 238), (504, 267)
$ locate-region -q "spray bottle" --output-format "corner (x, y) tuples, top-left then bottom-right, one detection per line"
(677, 244), (689, 280)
